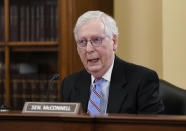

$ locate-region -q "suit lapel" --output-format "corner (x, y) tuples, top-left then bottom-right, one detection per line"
(76, 70), (91, 112)
(107, 56), (128, 113)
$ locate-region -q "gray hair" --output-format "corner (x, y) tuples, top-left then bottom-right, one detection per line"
(74, 10), (119, 42)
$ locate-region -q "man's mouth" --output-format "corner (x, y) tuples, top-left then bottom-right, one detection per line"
(88, 58), (99, 63)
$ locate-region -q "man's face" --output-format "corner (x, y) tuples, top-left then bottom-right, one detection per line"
(76, 19), (117, 78)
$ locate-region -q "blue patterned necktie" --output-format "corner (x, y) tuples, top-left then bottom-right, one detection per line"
(87, 79), (103, 115)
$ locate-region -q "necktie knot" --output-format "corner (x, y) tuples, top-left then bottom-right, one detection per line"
(94, 78), (103, 86)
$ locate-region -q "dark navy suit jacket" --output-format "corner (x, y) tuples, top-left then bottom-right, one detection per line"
(61, 56), (164, 114)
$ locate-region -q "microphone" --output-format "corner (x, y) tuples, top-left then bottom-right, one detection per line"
(46, 73), (60, 102)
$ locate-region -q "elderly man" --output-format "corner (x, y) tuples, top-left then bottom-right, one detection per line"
(61, 10), (164, 115)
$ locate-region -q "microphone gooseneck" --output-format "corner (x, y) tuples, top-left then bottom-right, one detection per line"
(46, 74), (60, 102)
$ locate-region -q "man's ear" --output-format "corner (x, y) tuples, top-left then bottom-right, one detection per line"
(112, 34), (118, 52)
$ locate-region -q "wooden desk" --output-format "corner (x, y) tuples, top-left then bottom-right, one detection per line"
(0, 111), (186, 131)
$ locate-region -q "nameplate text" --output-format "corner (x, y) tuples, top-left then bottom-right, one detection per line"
(22, 102), (82, 114)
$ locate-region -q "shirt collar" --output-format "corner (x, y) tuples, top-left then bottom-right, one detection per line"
(91, 56), (115, 84)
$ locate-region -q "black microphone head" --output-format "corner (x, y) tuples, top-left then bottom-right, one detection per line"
(51, 73), (60, 81)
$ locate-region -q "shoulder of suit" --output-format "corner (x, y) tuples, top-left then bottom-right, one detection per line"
(115, 56), (157, 75)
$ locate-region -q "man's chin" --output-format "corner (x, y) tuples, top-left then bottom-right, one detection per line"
(87, 66), (100, 74)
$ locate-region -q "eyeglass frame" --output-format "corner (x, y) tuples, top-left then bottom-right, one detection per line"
(76, 36), (107, 48)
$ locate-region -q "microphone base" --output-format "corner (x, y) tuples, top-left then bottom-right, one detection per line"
(0, 105), (10, 112)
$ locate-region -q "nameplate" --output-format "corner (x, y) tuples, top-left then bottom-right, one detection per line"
(22, 102), (82, 114)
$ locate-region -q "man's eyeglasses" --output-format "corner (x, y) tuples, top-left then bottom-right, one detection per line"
(77, 37), (105, 48)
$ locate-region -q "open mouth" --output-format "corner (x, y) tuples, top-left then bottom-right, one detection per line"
(88, 58), (99, 63)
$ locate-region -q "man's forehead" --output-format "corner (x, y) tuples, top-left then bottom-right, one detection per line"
(77, 19), (105, 38)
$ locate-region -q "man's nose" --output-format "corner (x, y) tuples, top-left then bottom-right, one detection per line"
(86, 41), (94, 52)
